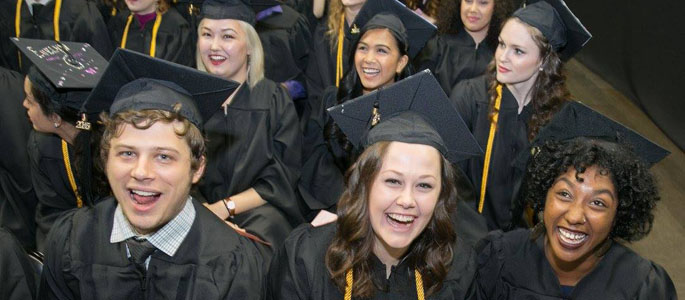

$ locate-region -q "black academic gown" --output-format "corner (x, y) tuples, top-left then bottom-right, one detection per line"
(39, 197), (266, 299)
(473, 229), (678, 299)
(0, 68), (38, 251)
(198, 79), (303, 250)
(0, 228), (39, 300)
(415, 30), (493, 94)
(0, 0), (113, 73)
(450, 76), (532, 230)
(108, 8), (194, 67)
(268, 223), (477, 300)
(256, 4), (311, 86)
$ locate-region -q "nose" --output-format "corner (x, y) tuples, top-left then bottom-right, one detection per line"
(395, 186), (416, 209)
(210, 36), (221, 51)
(497, 48), (509, 63)
(130, 156), (154, 181)
(564, 201), (586, 225)
(466, 1), (477, 12)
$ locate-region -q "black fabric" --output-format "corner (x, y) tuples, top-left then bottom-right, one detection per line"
(267, 223), (477, 299)
(125, 238), (156, 272)
(0, 67), (38, 251)
(199, 0), (255, 25)
(449, 76), (533, 230)
(568, 1), (684, 151)
(39, 197), (266, 299)
(414, 30), (494, 94)
(473, 229), (678, 299)
(255, 4), (311, 85)
(197, 79), (303, 249)
(107, 9), (194, 67)
(0, 0), (113, 73)
(0, 228), (39, 300)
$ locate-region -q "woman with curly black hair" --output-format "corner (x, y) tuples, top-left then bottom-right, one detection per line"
(449, 0), (591, 230)
(473, 102), (677, 299)
(269, 71), (481, 300)
(415, 0), (520, 93)
(298, 7), (434, 219)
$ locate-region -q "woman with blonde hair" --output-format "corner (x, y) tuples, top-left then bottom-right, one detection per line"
(108, 0), (193, 66)
(195, 0), (303, 254)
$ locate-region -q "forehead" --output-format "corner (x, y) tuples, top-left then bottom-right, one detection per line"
(500, 18), (538, 46)
(111, 121), (191, 154)
(557, 165), (616, 192)
(200, 18), (244, 33)
(360, 28), (398, 47)
(380, 142), (441, 174)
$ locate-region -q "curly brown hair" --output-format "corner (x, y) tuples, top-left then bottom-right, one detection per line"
(486, 18), (569, 141)
(99, 106), (206, 173)
(524, 138), (660, 242)
(325, 141), (459, 298)
(435, 0), (519, 49)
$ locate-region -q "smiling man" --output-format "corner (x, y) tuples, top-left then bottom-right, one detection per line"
(38, 49), (265, 299)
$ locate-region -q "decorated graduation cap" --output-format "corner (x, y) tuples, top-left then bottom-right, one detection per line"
(199, 0), (256, 25)
(82, 48), (238, 130)
(12, 38), (107, 112)
(514, 101), (670, 169)
(327, 70), (482, 163)
(351, 0), (436, 59)
(513, 0), (591, 60)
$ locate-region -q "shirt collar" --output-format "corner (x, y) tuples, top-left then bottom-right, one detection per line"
(110, 197), (196, 257)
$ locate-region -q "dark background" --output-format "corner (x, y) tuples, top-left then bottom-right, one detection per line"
(566, 1), (684, 150)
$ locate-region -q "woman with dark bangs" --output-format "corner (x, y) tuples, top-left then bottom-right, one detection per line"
(298, 9), (428, 219)
(414, 0), (519, 93)
(449, 0), (591, 230)
(474, 102), (677, 298)
(269, 71), (480, 299)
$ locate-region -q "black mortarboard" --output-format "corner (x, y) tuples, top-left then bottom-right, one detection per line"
(351, 0), (436, 59)
(327, 70), (482, 163)
(513, 0), (591, 60)
(199, 0), (256, 25)
(83, 49), (238, 130)
(250, 0), (281, 13)
(11, 38), (107, 111)
(514, 101), (670, 169)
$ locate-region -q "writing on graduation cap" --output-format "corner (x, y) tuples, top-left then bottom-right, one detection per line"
(24, 43), (72, 60)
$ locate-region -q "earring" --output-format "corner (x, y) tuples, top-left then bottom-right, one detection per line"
(53, 122), (60, 128)
(538, 67), (543, 71)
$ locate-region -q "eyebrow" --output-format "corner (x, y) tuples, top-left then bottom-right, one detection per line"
(382, 170), (438, 180)
(111, 144), (181, 154)
(200, 26), (237, 33)
(358, 40), (391, 50)
(556, 177), (616, 201)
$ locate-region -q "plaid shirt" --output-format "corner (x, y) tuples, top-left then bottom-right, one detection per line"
(110, 197), (196, 259)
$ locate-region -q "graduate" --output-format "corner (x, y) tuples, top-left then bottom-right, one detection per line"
(0, 228), (39, 300)
(108, 0), (194, 66)
(0, 66), (38, 251)
(0, 0), (112, 73)
(39, 48), (265, 299)
(252, 0), (312, 105)
(194, 0), (304, 252)
(268, 71), (482, 300)
(474, 101), (677, 299)
(449, 0), (592, 230)
(414, 0), (519, 93)
(13, 38), (110, 251)
(299, 0), (435, 218)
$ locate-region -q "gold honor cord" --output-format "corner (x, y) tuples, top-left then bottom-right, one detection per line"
(343, 268), (425, 300)
(121, 12), (162, 57)
(478, 84), (503, 213)
(335, 13), (345, 88)
(15, 0), (63, 69)
(61, 140), (83, 208)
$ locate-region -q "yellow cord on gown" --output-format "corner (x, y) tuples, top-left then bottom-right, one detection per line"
(335, 13), (345, 88)
(15, 0), (63, 69)
(61, 140), (83, 208)
(121, 12), (162, 57)
(343, 268), (425, 299)
(478, 84), (503, 213)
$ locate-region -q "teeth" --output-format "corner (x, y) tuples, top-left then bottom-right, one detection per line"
(362, 68), (379, 75)
(209, 55), (226, 61)
(558, 227), (588, 245)
(131, 190), (158, 197)
(388, 213), (415, 223)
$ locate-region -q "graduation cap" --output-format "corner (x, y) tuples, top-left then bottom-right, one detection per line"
(11, 38), (108, 111)
(199, 0), (256, 25)
(513, 0), (591, 61)
(82, 48), (238, 130)
(327, 70), (482, 163)
(251, 0), (281, 13)
(514, 101), (670, 169)
(351, 0), (436, 59)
